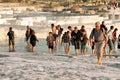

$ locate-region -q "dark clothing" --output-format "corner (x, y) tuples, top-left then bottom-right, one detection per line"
(71, 30), (82, 49)
(9, 40), (14, 46)
(7, 31), (14, 46)
(62, 32), (70, 43)
(7, 30), (15, 52)
(74, 41), (80, 49)
(48, 45), (54, 49)
(81, 34), (88, 50)
(71, 30), (82, 42)
(58, 28), (63, 37)
(91, 42), (95, 49)
(30, 35), (38, 47)
(118, 35), (120, 49)
(100, 24), (107, 31)
(81, 34), (88, 45)
(90, 28), (105, 43)
(7, 31), (14, 40)
(25, 29), (33, 41)
(53, 34), (58, 40)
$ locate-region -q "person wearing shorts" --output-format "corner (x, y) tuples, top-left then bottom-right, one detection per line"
(71, 27), (82, 56)
(46, 32), (55, 54)
(7, 27), (15, 52)
(62, 31), (71, 55)
(107, 26), (114, 58)
(90, 22), (106, 65)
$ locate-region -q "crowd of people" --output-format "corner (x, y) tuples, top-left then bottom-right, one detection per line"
(45, 21), (119, 65)
(7, 21), (119, 65)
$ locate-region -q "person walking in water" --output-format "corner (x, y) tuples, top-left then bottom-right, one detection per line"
(46, 32), (55, 54)
(107, 26), (114, 58)
(7, 27), (15, 52)
(112, 28), (118, 51)
(30, 30), (38, 52)
(71, 27), (82, 56)
(25, 25), (33, 44)
(81, 29), (88, 55)
(100, 21), (108, 56)
(62, 31), (71, 55)
(90, 22), (106, 65)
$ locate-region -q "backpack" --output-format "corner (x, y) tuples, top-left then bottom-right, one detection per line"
(93, 28), (103, 34)
(62, 32), (69, 43)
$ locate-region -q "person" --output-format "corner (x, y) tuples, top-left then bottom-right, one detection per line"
(80, 25), (88, 55)
(55, 25), (60, 51)
(100, 21), (108, 56)
(51, 24), (58, 51)
(81, 29), (88, 55)
(57, 25), (63, 38)
(68, 26), (73, 45)
(118, 34), (120, 49)
(107, 26), (114, 58)
(25, 25), (33, 45)
(46, 32), (55, 54)
(7, 27), (15, 52)
(90, 22), (106, 65)
(62, 31), (71, 55)
(30, 30), (38, 52)
(112, 28), (118, 51)
(100, 21), (107, 31)
(25, 25), (33, 41)
(71, 27), (82, 56)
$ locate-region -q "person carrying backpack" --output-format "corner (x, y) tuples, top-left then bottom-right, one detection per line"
(62, 31), (71, 55)
(90, 22), (107, 65)
(7, 27), (15, 52)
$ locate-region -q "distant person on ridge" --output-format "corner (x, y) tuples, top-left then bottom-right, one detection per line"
(7, 27), (15, 52)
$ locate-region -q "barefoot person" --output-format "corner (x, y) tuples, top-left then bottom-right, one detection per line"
(46, 32), (55, 54)
(7, 27), (15, 52)
(112, 28), (118, 51)
(30, 30), (38, 52)
(25, 25), (33, 45)
(107, 26), (114, 58)
(100, 21), (108, 56)
(62, 31), (71, 55)
(71, 27), (82, 56)
(90, 22), (106, 65)
(81, 29), (88, 55)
